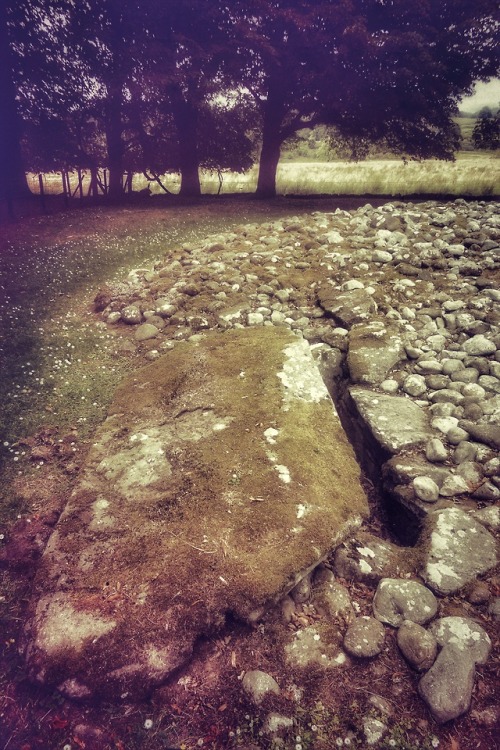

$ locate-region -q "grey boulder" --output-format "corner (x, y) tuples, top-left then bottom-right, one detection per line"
(421, 507), (497, 595)
(418, 644), (475, 723)
(373, 578), (438, 627)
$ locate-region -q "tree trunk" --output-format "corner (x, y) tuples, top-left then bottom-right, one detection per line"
(0, 2), (31, 206)
(256, 77), (287, 198)
(38, 173), (46, 213)
(168, 84), (201, 197)
(88, 168), (99, 197)
(104, 82), (125, 199)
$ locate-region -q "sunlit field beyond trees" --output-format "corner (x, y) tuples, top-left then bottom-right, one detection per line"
(27, 153), (499, 200)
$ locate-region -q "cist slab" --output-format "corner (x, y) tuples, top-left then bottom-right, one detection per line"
(21, 328), (367, 699)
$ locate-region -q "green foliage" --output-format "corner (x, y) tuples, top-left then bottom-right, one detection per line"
(4, 0), (500, 198)
(473, 108), (500, 150)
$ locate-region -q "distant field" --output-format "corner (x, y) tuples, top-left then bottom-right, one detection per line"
(204, 155), (500, 196)
(27, 153), (500, 198)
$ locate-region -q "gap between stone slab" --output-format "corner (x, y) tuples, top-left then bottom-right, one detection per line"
(320, 359), (420, 547)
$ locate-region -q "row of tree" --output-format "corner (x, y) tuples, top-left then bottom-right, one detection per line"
(472, 107), (500, 150)
(1, 0), (499, 204)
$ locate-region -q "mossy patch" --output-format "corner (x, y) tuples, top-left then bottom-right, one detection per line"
(22, 327), (368, 698)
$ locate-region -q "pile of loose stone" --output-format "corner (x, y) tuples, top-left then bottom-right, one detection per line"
(95, 198), (499, 736)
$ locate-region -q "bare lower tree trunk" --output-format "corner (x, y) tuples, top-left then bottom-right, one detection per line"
(61, 171), (69, 207)
(38, 173), (47, 213)
(77, 168), (84, 200)
(256, 77), (287, 199)
(168, 84), (201, 197)
(104, 83), (125, 199)
(256, 131), (282, 198)
(0, 2), (31, 210)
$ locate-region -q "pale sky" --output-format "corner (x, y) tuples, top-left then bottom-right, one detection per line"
(460, 78), (500, 111)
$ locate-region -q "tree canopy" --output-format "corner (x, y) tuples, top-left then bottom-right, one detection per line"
(473, 105), (500, 149)
(2, 0), (499, 202)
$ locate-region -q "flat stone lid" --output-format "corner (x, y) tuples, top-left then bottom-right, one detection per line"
(21, 328), (367, 699)
(349, 387), (434, 453)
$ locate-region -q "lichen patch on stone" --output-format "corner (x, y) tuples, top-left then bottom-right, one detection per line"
(34, 593), (116, 657)
(277, 339), (330, 409)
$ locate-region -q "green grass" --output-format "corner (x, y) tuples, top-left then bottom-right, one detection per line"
(0, 198), (354, 477)
(27, 147), (500, 199)
(193, 154), (499, 196)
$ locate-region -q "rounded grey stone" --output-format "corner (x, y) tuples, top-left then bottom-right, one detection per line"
(262, 712), (293, 735)
(425, 374), (450, 390)
(450, 368), (480, 384)
(456, 461), (483, 485)
(425, 438), (448, 462)
(363, 717), (387, 746)
(290, 574), (311, 604)
(242, 670), (280, 705)
(143, 314), (165, 329)
(487, 598), (500, 621)
(343, 279), (365, 291)
(441, 359), (465, 375)
(313, 580), (354, 622)
(155, 300), (177, 318)
(418, 643), (475, 723)
(429, 616), (491, 664)
(439, 474), (469, 496)
(429, 389), (463, 405)
(373, 578), (438, 627)
(453, 440), (477, 464)
(121, 305), (143, 324)
(333, 535), (405, 583)
(134, 323), (159, 341)
(247, 312), (264, 325)
(462, 383), (486, 401)
(462, 335), (496, 356)
(413, 476), (439, 503)
(415, 360), (442, 374)
(484, 457), (500, 477)
(431, 416), (459, 434)
(343, 616), (385, 658)
(380, 379), (399, 393)
(473, 506), (500, 530)
(373, 249), (392, 263)
(446, 426), (469, 445)
(474, 481), (500, 503)
(397, 620), (437, 671)
(429, 402), (456, 418)
(479, 374), (500, 393)
(462, 401), (484, 420)
(403, 374), (427, 397)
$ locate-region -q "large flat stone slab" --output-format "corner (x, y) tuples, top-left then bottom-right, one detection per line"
(317, 286), (377, 327)
(347, 322), (404, 385)
(21, 328), (367, 699)
(349, 387), (434, 454)
(421, 507), (497, 595)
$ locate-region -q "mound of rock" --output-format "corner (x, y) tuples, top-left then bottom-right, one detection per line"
(20, 198), (499, 732)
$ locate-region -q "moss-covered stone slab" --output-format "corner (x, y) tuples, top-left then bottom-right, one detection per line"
(21, 328), (367, 699)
